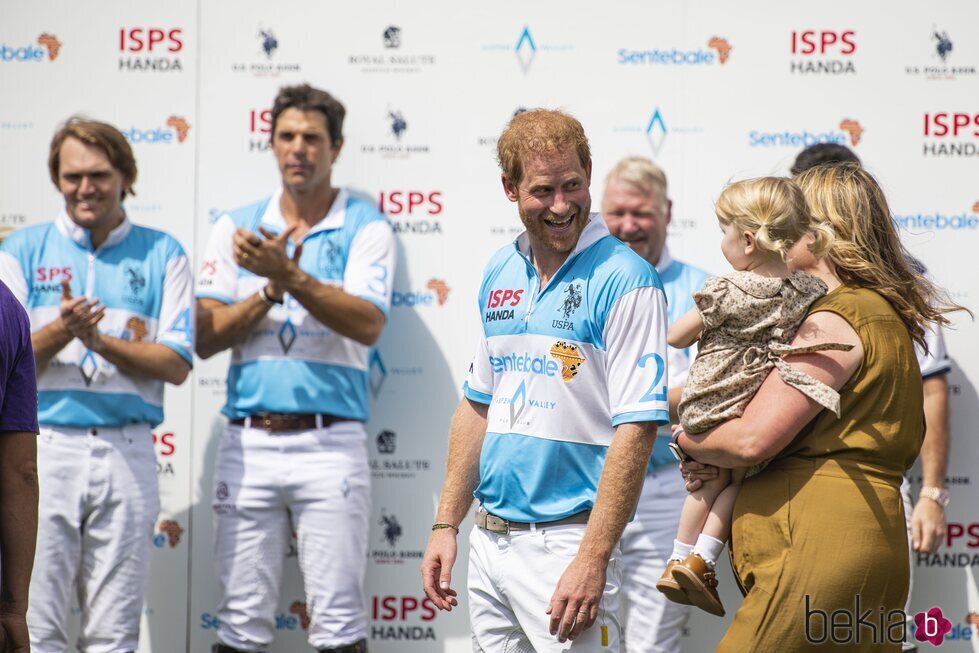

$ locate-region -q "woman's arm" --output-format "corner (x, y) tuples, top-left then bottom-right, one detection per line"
(667, 306), (704, 349)
(677, 310), (863, 467)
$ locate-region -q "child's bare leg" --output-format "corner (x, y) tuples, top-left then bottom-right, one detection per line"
(694, 468), (745, 566)
(676, 467), (732, 544)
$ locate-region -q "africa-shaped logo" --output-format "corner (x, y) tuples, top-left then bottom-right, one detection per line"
(426, 278), (450, 305)
(839, 119), (863, 147)
(707, 36), (732, 64)
(166, 116), (190, 143)
(37, 33), (61, 60)
(157, 519), (184, 548)
(913, 607), (952, 646)
(549, 341), (585, 382)
(127, 317), (148, 342)
(289, 602), (310, 630)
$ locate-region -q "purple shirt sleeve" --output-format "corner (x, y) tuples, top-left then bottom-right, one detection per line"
(0, 281), (38, 433)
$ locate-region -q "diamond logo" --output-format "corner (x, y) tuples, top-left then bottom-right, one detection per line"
(278, 318), (297, 353)
(369, 350), (387, 398)
(515, 26), (537, 73)
(509, 380), (527, 428)
(79, 350), (98, 387)
(646, 109), (667, 156)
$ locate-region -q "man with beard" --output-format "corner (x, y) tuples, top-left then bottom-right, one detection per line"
(602, 157), (710, 652)
(421, 110), (669, 651)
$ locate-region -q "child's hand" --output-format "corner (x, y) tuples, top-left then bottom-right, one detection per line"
(679, 459), (719, 492)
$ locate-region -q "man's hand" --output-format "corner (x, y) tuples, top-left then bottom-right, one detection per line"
(911, 498), (946, 553)
(233, 225), (300, 286)
(547, 553), (606, 643)
(59, 280), (104, 349)
(0, 611), (30, 653)
(421, 529), (459, 611)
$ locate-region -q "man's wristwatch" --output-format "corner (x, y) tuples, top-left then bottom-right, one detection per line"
(918, 486), (950, 508)
(668, 430), (692, 463)
(259, 285), (284, 306)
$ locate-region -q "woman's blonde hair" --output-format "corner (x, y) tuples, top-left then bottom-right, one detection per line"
(715, 177), (834, 260)
(795, 163), (969, 350)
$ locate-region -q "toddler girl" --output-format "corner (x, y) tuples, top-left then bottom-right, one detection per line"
(654, 177), (851, 616)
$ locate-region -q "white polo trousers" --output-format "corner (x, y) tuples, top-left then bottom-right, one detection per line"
(212, 421), (370, 651)
(29, 424), (159, 653)
(619, 466), (691, 653)
(468, 522), (622, 653)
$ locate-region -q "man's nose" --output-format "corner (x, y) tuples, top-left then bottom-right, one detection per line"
(551, 191), (573, 216)
(78, 176), (96, 195)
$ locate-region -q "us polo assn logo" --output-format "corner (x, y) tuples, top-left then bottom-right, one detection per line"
(549, 341), (585, 381)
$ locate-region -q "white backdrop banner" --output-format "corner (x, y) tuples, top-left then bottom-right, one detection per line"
(2, 0), (978, 650)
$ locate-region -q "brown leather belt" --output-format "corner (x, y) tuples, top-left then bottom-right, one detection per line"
(475, 508), (590, 535)
(229, 413), (344, 432)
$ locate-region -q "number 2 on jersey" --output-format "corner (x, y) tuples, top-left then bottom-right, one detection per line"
(637, 353), (667, 402)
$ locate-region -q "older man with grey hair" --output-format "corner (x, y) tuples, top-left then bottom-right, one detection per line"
(602, 156), (710, 653)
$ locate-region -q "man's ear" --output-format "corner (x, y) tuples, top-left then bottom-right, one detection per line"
(664, 198), (673, 226)
(331, 138), (344, 162)
(502, 174), (519, 202)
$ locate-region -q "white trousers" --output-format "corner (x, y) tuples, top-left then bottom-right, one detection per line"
(619, 466), (690, 653)
(29, 424), (159, 653)
(468, 522), (622, 653)
(901, 476), (915, 651)
(212, 422), (370, 651)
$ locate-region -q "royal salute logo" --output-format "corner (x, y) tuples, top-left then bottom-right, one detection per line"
(550, 341), (585, 382)
(118, 27), (184, 72)
(383, 26), (401, 49)
(617, 35), (733, 66)
(905, 27), (976, 80)
(154, 519), (184, 549)
(376, 429), (396, 454)
(348, 25), (436, 74)
(0, 33), (61, 62)
(789, 30), (857, 74)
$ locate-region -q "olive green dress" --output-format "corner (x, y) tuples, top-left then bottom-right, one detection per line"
(717, 286), (924, 652)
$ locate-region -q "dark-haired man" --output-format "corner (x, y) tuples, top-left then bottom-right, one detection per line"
(0, 117), (193, 652)
(197, 84), (395, 653)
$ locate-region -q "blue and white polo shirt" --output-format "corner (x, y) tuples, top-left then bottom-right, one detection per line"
(196, 189), (395, 422)
(648, 246), (710, 468)
(0, 211), (194, 428)
(463, 214), (669, 522)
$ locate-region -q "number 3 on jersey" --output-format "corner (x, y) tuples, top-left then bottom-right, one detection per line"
(637, 353), (667, 402)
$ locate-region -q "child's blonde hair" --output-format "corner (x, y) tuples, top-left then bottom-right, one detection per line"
(715, 177), (834, 260)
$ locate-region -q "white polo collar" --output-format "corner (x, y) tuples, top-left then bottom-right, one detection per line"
(56, 208), (132, 251)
